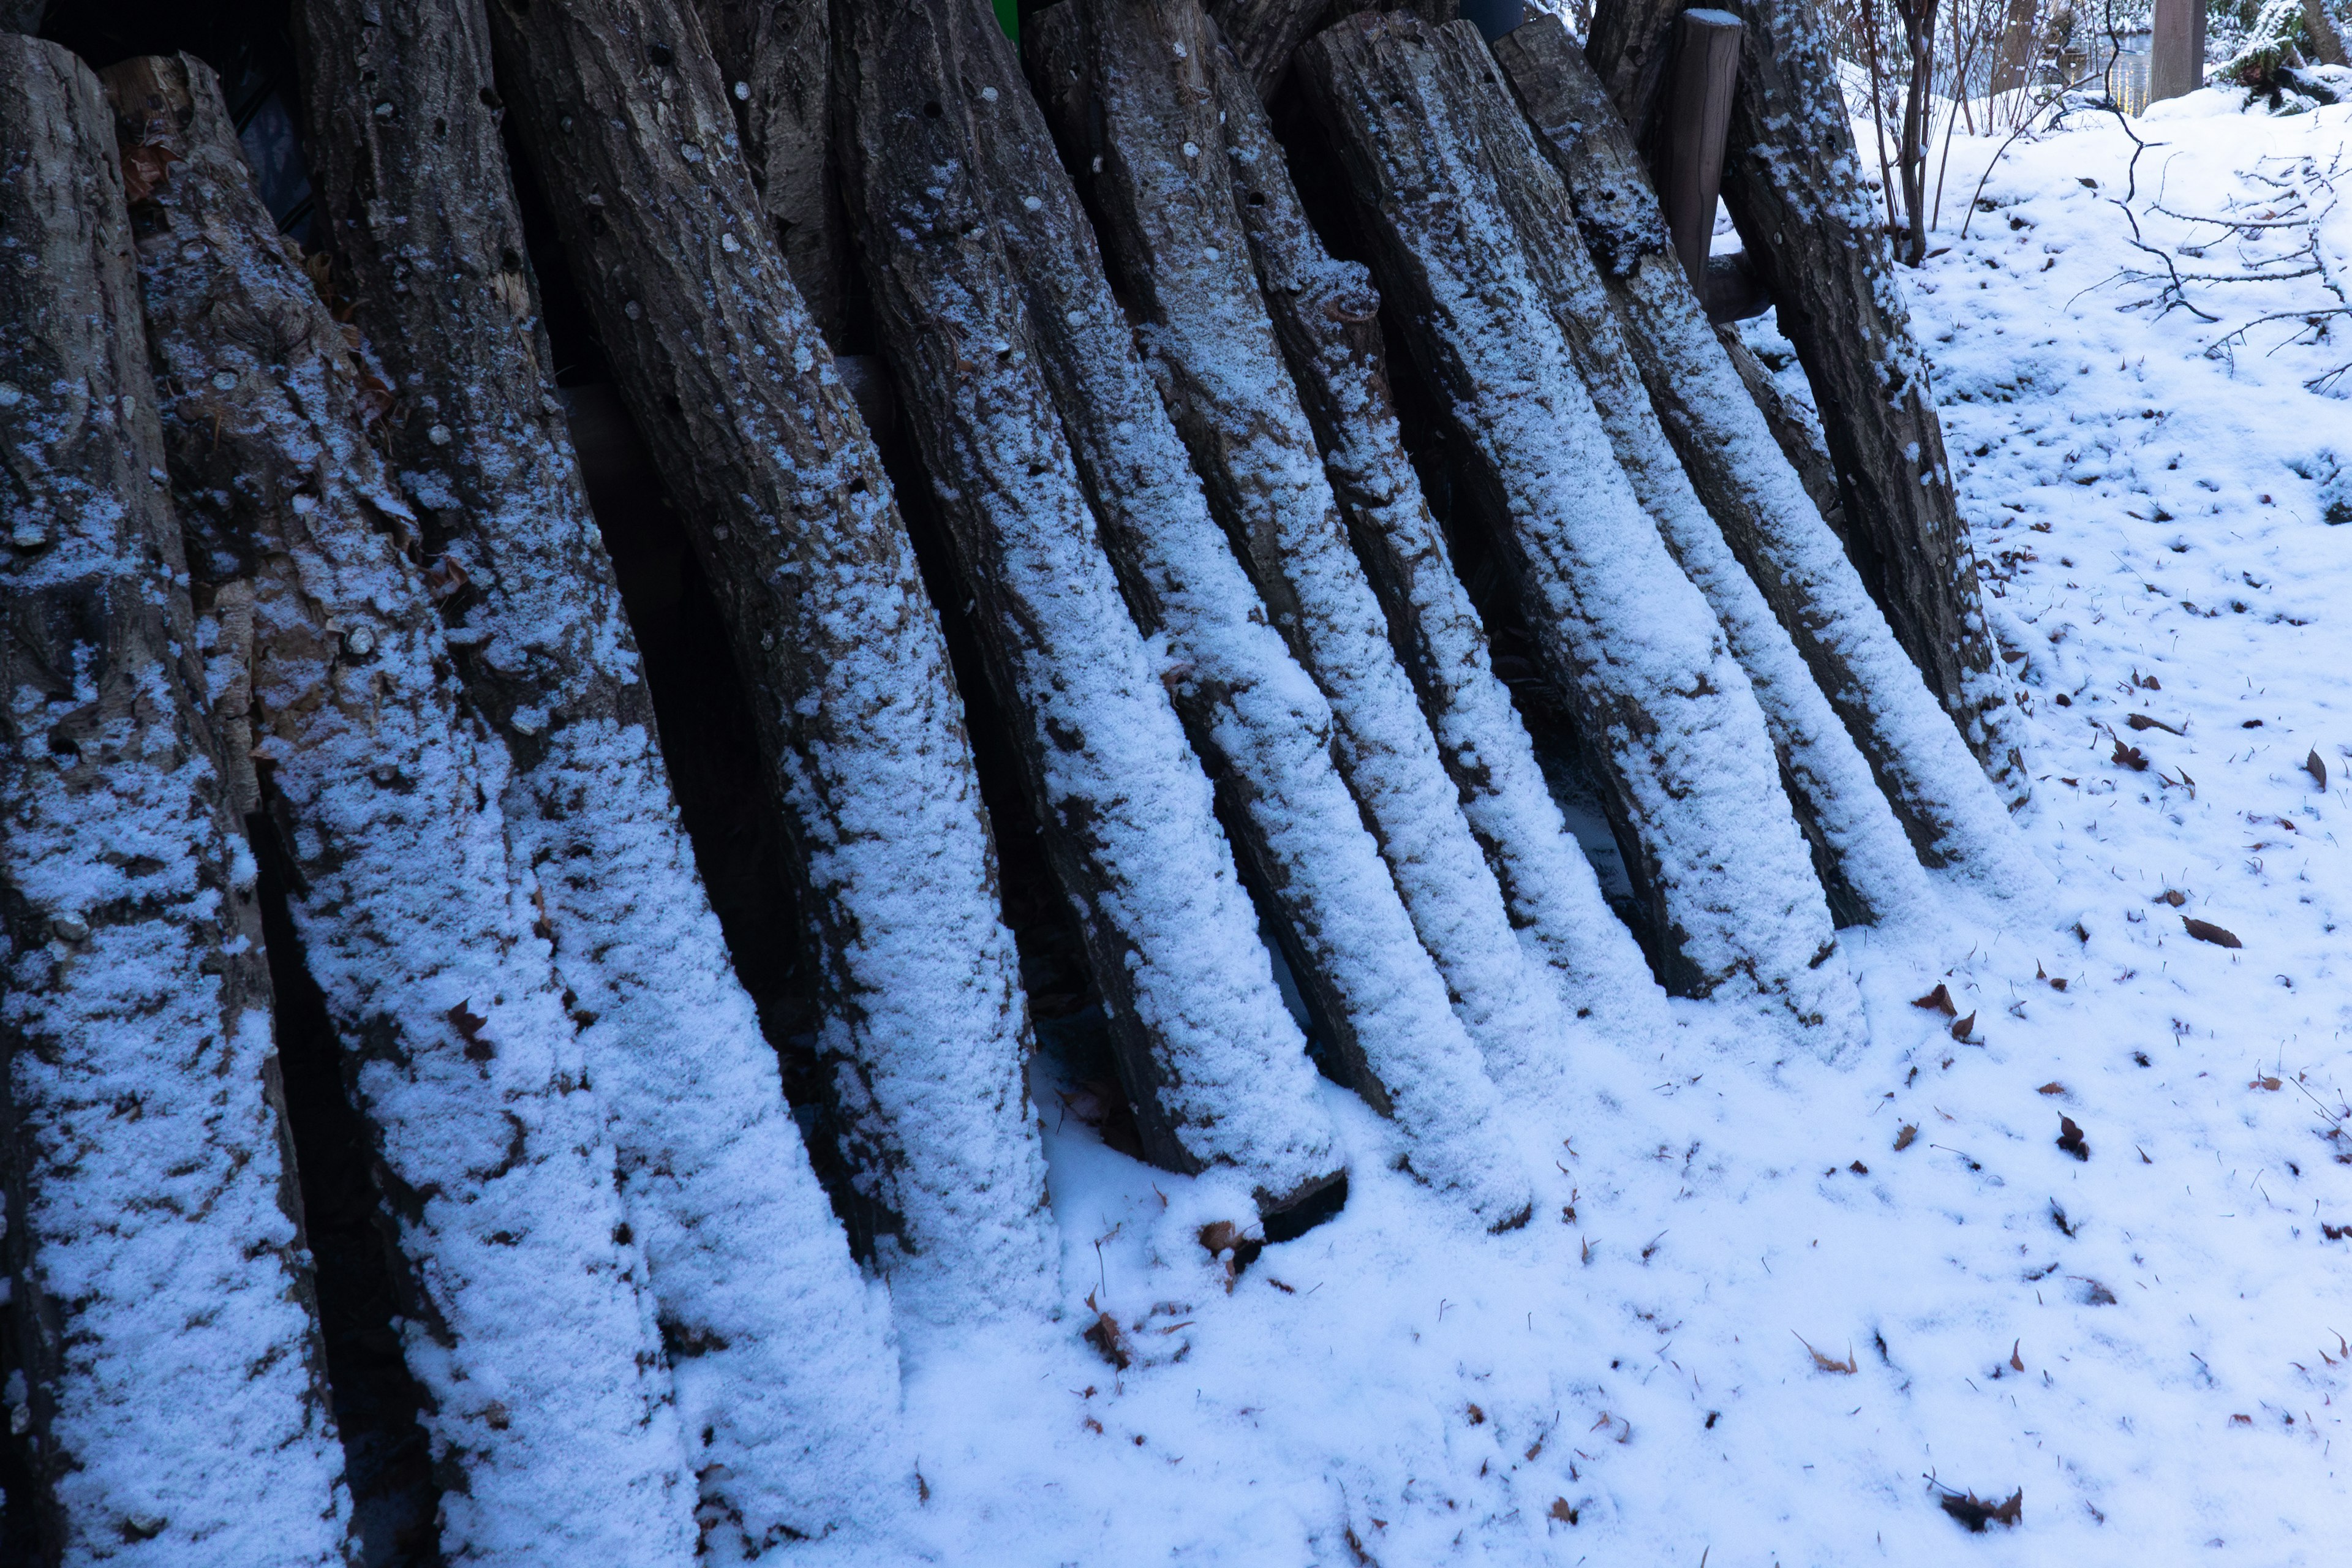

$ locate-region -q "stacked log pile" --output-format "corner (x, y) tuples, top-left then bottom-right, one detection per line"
(0, 0), (2041, 1555)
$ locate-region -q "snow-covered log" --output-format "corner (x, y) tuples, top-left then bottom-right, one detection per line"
(1298, 12), (1861, 1042)
(290, 0), (906, 1544)
(1194, 17), (1673, 1049)
(481, 0), (1058, 1318)
(691, 0), (852, 344)
(0, 37), (347, 1563)
(1031, 0), (1569, 1099)
(861, 0), (1528, 1220)
(832, 0), (1358, 1218)
(1495, 18), (2049, 902)
(1588, 0), (2023, 790)
(102, 53), (698, 1561)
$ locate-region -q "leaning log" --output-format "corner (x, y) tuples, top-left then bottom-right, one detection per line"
(1205, 0), (1335, 97)
(1589, 0), (2022, 788)
(292, 0), (905, 1545)
(860, 0), (1529, 1219)
(1496, 17), (2049, 900)
(1034, 0), (1569, 1093)
(0, 37), (346, 1563)
(105, 55), (699, 1561)
(482, 0), (1060, 1316)
(1197, 17), (1673, 1048)
(1300, 12), (1862, 1043)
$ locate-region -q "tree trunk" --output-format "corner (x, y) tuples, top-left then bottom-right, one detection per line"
(0, 37), (347, 1564)
(480, 0), (1060, 1318)
(1204, 0), (1335, 97)
(1496, 17), (2048, 900)
(832, 0), (1363, 1219)
(1299, 11), (1862, 1045)
(1588, 0), (2022, 791)
(1193, 16), (1672, 1048)
(104, 54), (699, 1561)
(290, 0), (906, 1547)
(692, 0), (854, 345)
(1035, 0), (1568, 1106)
(866, 0), (1530, 1220)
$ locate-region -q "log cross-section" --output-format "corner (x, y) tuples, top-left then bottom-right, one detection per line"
(481, 0), (1059, 1320)
(291, 0), (908, 1545)
(0, 36), (347, 1564)
(104, 52), (701, 1559)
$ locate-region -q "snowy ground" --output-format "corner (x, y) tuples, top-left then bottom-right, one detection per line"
(812, 93), (2352, 1567)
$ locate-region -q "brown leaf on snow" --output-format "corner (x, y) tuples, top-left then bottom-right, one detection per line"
(1081, 1291), (1133, 1370)
(2305, 748), (2328, 790)
(1796, 1333), (1858, 1374)
(2112, 739), (2150, 772)
(2182, 916), (2242, 949)
(1547, 1498), (1579, 1525)
(2037, 1081), (2067, 1096)
(1893, 1124), (1918, 1151)
(2010, 1340), (2026, 1371)
(2127, 712), (2184, 735)
(1950, 1011), (1977, 1042)
(1912, 983), (1958, 1016)
(2057, 1115), (2090, 1161)
(2250, 1074), (2283, 1091)
(1938, 1487), (2024, 1532)
(2158, 888), (2187, 907)
(447, 1000), (492, 1062)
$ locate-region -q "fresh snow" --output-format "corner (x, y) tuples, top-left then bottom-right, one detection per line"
(791, 91), (2352, 1568)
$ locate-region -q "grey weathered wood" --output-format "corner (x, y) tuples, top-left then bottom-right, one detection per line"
(483, 0), (1060, 1318)
(1033, 0), (1551, 1156)
(832, 0), (1349, 1216)
(0, 37), (345, 1564)
(1206, 0), (1336, 97)
(693, 0), (852, 343)
(1591, 0), (2022, 791)
(1300, 10), (1863, 1043)
(2150, 0), (2207, 100)
(290, 0), (907, 1545)
(104, 51), (699, 1559)
(1200, 17), (1673, 1046)
(1657, 7), (1741, 295)
(1498, 16), (2051, 901)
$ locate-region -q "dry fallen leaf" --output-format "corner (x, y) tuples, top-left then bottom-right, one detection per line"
(1950, 1011), (1977, 1042)
(2182, 916), (2242, 949)
(2112, 739), (2150, 772)
(2057, 1115), (2090, 1161)
(2127, 712), (2183, 735)
(2305, 748), (2328, 790)
(1893, 1123), (1918, 1151)
(2009, 1340), (2025, 1371)
(1548, 1498), (1578, 1525)
(1912, 982), (1958, 1016)
(2036, 1081), (2066, 1096)
(1938, 1487), (2023, 1532)
(1796, 1333), (1858, 1374)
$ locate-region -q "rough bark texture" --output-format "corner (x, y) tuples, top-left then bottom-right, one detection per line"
(483, 0), (1058, 1319)
(832, 0), (1355, 1215)
(1589, 0), (2022, 791)
(105, 53), (699, 1561)
(1038, 0), (1559, 1122)
(1199, 18), (1672, 1049)
(1496, 17), (2048, 901)
(0, 37), (347, 1565)
(1300, 12), (1860, 1044)
(1717, 322), (1847, 544)
(693, 0), (853, 344)
(884, 0), (1529, 1217)
(292, 0), (907, 1547)
(1205, 0), (1334, 97)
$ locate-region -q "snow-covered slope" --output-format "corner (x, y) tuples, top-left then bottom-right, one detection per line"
(803, 93), (2351, 1567)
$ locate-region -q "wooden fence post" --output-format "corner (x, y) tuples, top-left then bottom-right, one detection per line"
(2149, 0), (2204, 102)
(1656, 8), (1742, 299)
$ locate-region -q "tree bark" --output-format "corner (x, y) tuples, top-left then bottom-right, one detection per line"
(1300, 11), (1861, 1045)
(1496, 16), (2048, 900)
(1204, 0), (1335, 97)
(1589, 0), (2022, 790)
(104, 53), (699, 1561)
(1035, 0), (1567, 1106)
(832, 0), (1357, 1218)
(481, 0), (1060, 1319)
(1195, 16), (1673, 1048)
(692, 0), (854, 344)
(1716, 323), (1847, 547)
(1438, 17), (1926, 933)
(864, 0), (1529, 1219)
(0, 37), (347, 1564)
(290, 0), (906, 1547)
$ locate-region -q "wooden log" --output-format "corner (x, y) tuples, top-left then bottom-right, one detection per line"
(481, 0), (1061, 1316)
(1717, 323), (1846, 540)
(0, 37), (347, 1563)
(104, 54), (701, 1561)
(1199, 15), (1673, 1047)
(832, 0), (1355, 1220)
(1496, 17), (2049, 899)
(290, 0), (906, 1545)
(1205, 0), (1336, 98)
(1434, 18), (1924, 931)
(1590, 0), (2024, 790)
(1298, 10), (1861, 1044)
(1656, 8), (1741, 296)
(1034, 1), (1562, 1113)
(691, 0), (853, 344)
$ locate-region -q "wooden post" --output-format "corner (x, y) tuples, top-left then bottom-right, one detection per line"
(1657, 8), (1741, 298)
(2149, 0), (2204, 102)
